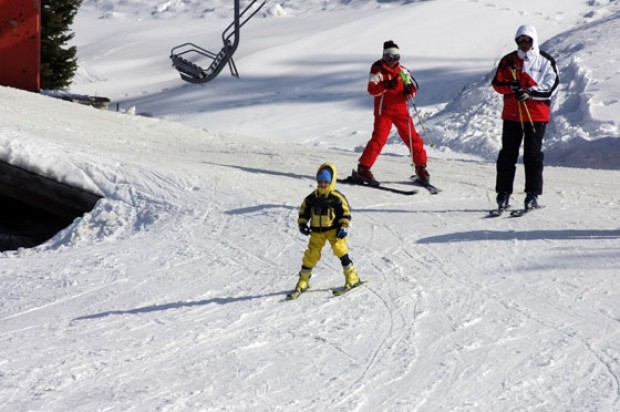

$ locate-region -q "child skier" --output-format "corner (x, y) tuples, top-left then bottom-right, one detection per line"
(288, 162), (362, 300)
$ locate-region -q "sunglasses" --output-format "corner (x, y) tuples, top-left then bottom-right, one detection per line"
(516, 37), (533, 44)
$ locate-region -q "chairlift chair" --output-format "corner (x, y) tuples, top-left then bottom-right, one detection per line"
(170, 0), (265, 84)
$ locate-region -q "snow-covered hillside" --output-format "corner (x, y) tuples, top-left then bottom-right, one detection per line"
(71, 0), (620, 169)
(1, 1), (620, 411)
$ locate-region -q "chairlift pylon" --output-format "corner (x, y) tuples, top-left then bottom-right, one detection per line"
(170, 0), (266, 84)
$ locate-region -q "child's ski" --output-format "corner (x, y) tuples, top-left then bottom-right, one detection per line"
(332, 280), (367, 297)
(286, 289), (305, 300)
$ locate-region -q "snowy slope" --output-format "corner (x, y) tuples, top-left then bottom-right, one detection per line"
(3, 85), (620, 411)
(2, 0), (620, 411)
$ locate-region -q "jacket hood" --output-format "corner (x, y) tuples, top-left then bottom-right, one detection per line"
(515, 24), (540, 60)
(316, 162), (337, 196)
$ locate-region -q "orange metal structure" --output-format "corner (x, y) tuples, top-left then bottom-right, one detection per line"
(0, 0), (41, 92)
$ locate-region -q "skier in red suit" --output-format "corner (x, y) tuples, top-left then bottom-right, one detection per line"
(354, 40), (430, 186)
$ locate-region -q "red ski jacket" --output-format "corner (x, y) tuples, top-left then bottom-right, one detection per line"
(367, 60), (416, 117)
(492, 26), (559, 123)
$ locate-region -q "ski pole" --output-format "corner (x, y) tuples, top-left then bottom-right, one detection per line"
(509, 68), (525, 131)
(409, 96), (435, 148)
(521, 98), (536, 133)
(510, 68), (535, 133)
(400, 71), (421, 166)
(397, 71), (418, 172)
(406, 109), (416, 170)
(400, 70), (435, 149)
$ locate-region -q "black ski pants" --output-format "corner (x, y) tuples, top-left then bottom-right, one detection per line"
(495, 120), (546, 196)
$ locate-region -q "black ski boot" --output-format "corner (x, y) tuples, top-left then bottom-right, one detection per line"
(496, 192), (510, 210)
(524, 193), (539, 210)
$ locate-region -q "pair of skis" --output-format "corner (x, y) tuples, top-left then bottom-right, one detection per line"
(286, 280), (367, 300)
(337, 172), (441, 196)
(488, 204), (544, 218)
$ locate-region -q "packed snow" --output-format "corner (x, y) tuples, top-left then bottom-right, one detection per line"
(1, 0), (619, 411)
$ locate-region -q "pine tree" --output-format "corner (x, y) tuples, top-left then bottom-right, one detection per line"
(40, 0), (83, 90)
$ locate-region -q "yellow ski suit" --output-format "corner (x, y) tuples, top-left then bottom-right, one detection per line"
(298, 162), (352, 269)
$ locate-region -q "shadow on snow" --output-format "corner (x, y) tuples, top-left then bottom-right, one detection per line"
(418, 229), (620, 243)
(72, 291), (286, 322)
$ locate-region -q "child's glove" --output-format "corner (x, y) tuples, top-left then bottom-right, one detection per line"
(299, 225), (311, 236)
(336, 226), (348, 239)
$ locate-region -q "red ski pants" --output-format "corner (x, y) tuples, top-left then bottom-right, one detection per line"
(359, 114), (427, 168)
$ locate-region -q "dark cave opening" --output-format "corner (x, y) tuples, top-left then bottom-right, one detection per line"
(0, 161), (103, 252)
(0, 195), (76, 251)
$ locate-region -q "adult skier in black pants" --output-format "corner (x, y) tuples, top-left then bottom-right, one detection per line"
(492, 24), (559, 210)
